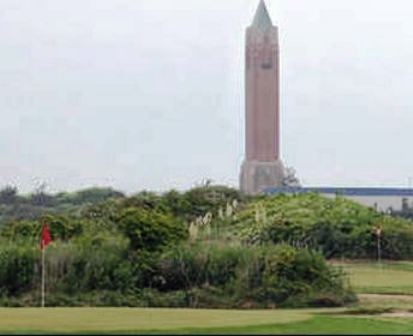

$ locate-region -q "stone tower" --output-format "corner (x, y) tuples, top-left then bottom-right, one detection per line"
(240, 0), (285, 195)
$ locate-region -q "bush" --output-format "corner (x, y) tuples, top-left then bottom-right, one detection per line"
(157, 243), (249, 292)
(155, 243), (355, 308)
(55, 235), (134, 293)
(0, 242), (39, 295)
(118, 207), (188, 251)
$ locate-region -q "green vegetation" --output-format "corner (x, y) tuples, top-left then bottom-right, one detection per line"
(0, 186), (126, 223)
(0, 242), (353, 308)
(2, 185), (413, 310)
(0, 186), (356, 309)
(233, 193), (413, 259)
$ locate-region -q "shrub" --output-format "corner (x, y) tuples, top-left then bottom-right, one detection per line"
(0, 242), (39, 295)
(118, 207), (188, 251)
(155, 242), (355, 308)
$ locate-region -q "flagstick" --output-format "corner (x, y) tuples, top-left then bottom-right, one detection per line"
(41, 247), (45, 308)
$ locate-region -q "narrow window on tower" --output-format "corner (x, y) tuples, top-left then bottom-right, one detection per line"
(261, 35), (273, 69)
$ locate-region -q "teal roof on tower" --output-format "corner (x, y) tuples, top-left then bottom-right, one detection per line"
(252, 0), (273, 30)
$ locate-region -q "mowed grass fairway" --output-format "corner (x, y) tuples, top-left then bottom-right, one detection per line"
(1, 308), (413, 335)
(0, 308), (313, 334)
(2, 308), (413, 335)
(336, 261), (413, 295)
(2, 261), (413, 335)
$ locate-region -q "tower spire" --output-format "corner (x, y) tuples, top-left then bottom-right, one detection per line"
(241, 0), (284, 194)
(252, 0), (273, 30)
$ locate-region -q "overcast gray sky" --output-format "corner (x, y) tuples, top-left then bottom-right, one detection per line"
(1, 0), (413, 193)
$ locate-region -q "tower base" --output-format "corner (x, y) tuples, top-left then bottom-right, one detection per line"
(240, 160), (285, 195)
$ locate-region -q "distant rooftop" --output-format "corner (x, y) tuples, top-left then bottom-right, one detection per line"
(264, 187), (413, 197)
(252, 0), (273, 31)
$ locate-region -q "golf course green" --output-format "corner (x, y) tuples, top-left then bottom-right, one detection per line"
(1, 261), (413, 334)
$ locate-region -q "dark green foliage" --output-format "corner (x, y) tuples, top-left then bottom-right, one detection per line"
(29, 191), (56, 207)
(155, 243), (355, 308)
(121, 192), (167, 212)
(0, 186), (19, 205)
(122, 186), (242, 221)
(162, 190), (191, 217)
(0, 243), (39, 295)
(118, 208), (188, 251)
(182, 185), (243, 219)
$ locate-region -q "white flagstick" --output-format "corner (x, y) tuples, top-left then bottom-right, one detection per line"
(41, 246), (45, 308)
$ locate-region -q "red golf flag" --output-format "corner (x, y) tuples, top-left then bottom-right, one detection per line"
(40, 224), (51, 250)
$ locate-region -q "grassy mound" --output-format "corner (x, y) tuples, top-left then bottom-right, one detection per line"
(232, 193), (413, 260)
